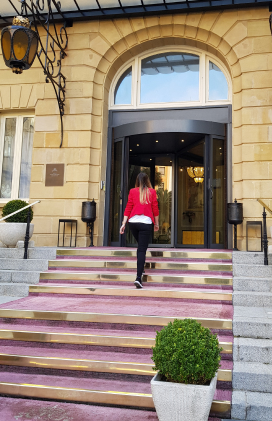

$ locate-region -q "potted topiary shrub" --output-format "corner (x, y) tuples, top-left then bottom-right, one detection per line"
(151, 318), (222, 421)
(0, 200), (34, 247)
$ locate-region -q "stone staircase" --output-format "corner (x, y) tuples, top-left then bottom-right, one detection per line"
(0, 247), (56, 297)
(232, 251), (272, 421)
(0, 247), (233, 420)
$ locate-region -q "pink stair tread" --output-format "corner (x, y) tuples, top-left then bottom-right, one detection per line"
(0, 397), (159, 421)
(0, 371), (232, 401)
(0, 323), (234, 342)
(0, 295), (233, 319)
(0, 344), (233, 369)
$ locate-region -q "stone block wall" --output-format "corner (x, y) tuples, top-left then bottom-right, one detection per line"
(0, 8), (271, 249)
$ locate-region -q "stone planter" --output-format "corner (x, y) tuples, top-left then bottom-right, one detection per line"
(0, 223), (34, 247)
(151, 372), (217, 421)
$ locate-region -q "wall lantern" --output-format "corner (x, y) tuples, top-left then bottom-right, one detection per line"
(0, 0), (69, 147)
(1, 16), (38, 75)
(187, 167), (204, 183)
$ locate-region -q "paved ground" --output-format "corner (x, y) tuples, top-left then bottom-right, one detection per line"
(0, 296), (23, 305)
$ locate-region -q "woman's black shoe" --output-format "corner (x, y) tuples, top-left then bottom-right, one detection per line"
(134, 277), (143, 289)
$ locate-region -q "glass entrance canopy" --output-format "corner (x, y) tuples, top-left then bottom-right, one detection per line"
(0, 0), (269, 27)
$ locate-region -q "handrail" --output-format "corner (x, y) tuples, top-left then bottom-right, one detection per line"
(0, 200), (41, 223)
(257, 199), (270, 265)
(0, 200), (41, 260)
(257, 199), (272, 215)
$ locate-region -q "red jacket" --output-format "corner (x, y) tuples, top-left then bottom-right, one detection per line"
(124, 188), (159, 223)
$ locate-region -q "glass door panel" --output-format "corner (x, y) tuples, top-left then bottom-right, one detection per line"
(126, 152), (173, 246)
(153, 158), (172, 245)
(210, 137), (225, 248)
(177, 140), (205, 247)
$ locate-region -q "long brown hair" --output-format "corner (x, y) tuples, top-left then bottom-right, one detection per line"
(135, 172), (152, 204)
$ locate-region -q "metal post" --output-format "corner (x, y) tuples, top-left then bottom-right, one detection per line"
(233, 224), (238, 251)
(263, 207), (268, 265)
(24, 208), (31, 260)
(88, 222), (94, 247)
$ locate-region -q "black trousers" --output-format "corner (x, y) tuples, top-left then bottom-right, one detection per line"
(128, 222), (152, 278)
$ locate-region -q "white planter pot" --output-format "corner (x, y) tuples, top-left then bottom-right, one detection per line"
(0, 223), (34, 247)
(151, 372), (217, 421)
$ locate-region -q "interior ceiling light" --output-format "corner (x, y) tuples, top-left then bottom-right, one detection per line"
(181, 139), (185, 142)
(137, 144), (139, 146)
(156, 140), (158, 143)
(187, 167), (204, 183)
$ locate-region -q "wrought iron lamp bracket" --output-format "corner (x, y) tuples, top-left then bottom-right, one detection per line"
(19, 0), (69, 147)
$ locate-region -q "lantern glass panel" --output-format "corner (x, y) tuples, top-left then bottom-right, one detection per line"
(28, 36), (38, 65)
(1, 31), (11, 61)
(13, 30), (28, 60)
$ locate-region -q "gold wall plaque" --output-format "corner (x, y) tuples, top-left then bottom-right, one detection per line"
(45, 164), (65, 187)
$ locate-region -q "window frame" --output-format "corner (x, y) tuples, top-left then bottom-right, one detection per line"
(109, 46), (231, 110)
(0, 113), (35, 203)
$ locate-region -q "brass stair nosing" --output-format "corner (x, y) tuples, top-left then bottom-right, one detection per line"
(40, 272), (233, 286)
(57, 249), (232, 260)
(0, 353), (232, 381)
(0, 382), (231, 414)
(49, 260), (232, 272)
(0, 309), (233, 330)
(29, 285), (233, 302)
(0, 330), (233, 353)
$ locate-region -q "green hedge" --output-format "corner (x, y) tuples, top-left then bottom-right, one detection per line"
(2, 200), (33, 223)
(152, 318), (222, 385)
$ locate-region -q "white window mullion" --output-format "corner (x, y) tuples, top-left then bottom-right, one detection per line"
(11, 116), (23, 200)
(132, 58), (138, 109)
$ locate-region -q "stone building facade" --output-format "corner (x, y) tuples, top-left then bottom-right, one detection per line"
(0, 5), (271, 250)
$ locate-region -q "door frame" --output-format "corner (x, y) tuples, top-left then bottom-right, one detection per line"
(104, 106), (232, 248)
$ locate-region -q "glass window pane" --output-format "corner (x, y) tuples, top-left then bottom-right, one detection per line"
(140, 53), (199, 104)
(177, 140), (205, 246)
(19, 117), (34, 198)
(209, 61), (228, 100)
(0, 118), (16, 199)
(114, 67), (132, 105)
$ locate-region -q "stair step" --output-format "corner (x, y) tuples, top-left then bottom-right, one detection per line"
(0, 371), (231, 416)
(0, 295), (233, 330)
(233, 306), (272, 339)
(0, 283), (29, 297)
(0, 271), (40, 284)
(0, 397), (161, 421)
(0, 259), (48, 272)
(233, 291), (272, 307)
(0, 309), (232, 331)
(234, 264), (272, 278)
(29, 285), (233, 302)
(232, 251), (272, 266)
(232, 390), (272, 421)
(57, 248), (232, 260)
(49, 259), (232, 272)
(0, 350), (232, 381)
(233, 361), (272, 393)
(0, 328), (233, 353)
(233, 276), (272, 292)
(41, 270), (233, 286)
(234, 338), (272, 364)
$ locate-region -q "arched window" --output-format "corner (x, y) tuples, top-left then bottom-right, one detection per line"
(110, 47), (231, 109)
(208, 61), (228, 101)
(141, 53), (199, 104)
(114, 66), (132, 105)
